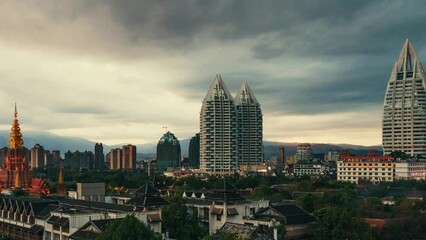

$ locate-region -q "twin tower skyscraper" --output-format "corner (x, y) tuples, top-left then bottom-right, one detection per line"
(200, 74), (263, 174)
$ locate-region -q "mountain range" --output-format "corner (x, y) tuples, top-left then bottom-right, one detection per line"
(0, 130), (382, 159)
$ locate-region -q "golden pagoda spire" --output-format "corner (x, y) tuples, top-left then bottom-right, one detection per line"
(15, 167), (21, 188)
(8, 103), (24, 150)
(58, 161), (64, 185)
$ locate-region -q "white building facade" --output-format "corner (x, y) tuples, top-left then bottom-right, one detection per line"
(383, 39), (426, 156)
(235, 83), (263, 167)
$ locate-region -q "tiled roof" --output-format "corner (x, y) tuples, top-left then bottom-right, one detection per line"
(128, 182), (168, 207)
(205, 181), (246, 203)
(134, 182), (162, 196)
(220, 222), (271, 240)
(0, 221), (44, 234)
(127, 195), (168, 207)
(57, 198), (134, 212)
(70, 219), (118, 240)
(254, 203), (311, 225)
(35, 204), (60, 219)
(47, 216), (69, 227)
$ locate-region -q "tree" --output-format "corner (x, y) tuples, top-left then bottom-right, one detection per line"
(309, 207), (375, 240)
(162, 193), (208, 239)
(96, 215), (162, 240)
(265, 223), (286, 240)
(202, 230), (242, 240)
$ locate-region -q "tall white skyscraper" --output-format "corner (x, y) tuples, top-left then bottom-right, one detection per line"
(383, 39), (426, 157)
(235, 82), (263, 166)
(200, 74), (237, 174)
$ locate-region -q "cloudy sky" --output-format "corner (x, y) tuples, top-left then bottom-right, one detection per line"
(0, 0), (425, 146)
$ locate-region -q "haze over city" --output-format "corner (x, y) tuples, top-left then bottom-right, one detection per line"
(0, 1), (425, 146)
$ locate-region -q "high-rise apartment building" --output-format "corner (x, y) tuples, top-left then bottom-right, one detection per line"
(94, 143), (105, 170)
(279, 146), (285, 165)
(383, 39), (426, 157)
(156, 131), (181, 171)
(235, 83), (263, 166)
(199, 75), (263, 174)
(109, 148), (122, 170)
(296, 143), (313, 163)
(64, 150), (94, 170)
(200, 74), (237, 174)
(44, 150), (54, 167)
(30, 144), (45, 169)
(122, 144), (136, 170)
(188, 133), (200, 168)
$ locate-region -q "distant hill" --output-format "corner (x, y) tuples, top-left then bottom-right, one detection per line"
(0, 130), (382, 158)
(263, 141), (382, 159)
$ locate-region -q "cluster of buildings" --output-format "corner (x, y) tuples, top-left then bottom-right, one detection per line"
(199, 75), (263, 174)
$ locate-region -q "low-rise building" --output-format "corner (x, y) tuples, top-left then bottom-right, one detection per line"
(0, 182), (167, 240)
(395, 161), (426, 180)
(244, 203), (311, 239)
(337, 156), (397, 183)
(338, 155), (426, 183)
(294, 162), (325, 176)
(184, 181), (269, 234)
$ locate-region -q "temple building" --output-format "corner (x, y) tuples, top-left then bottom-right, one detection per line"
(0, 105), (48, 194)
(0, 105), (33, 189)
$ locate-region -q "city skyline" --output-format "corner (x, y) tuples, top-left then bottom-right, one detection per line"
(0, 1), (425, 146)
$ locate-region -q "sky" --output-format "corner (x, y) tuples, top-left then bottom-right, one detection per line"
(0, 0), (425, 146)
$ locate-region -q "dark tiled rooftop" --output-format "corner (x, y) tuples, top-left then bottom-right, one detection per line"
(58, 198), (134, 212)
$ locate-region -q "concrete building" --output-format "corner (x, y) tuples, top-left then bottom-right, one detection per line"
(156, 131), (181, 172)
(188, 133), (200, 168)
(286, 155), (297, 165)
(235, 82), (263, 167)
(184, 181), (269, 234)
(64, 151), (94, 170)
(200, 74), (237, 174)
(30, 144), (45, 169)
(44, 150), (55, 167)
(383, 39), (426, 157)
(94, 143), (105, 170)
(72, 182), (106, 202)
(294, 162), (325, 176)
(279, 146), (285, 166)
(325, 151), (340, 162)
(395, 161), (426, 180)
(0, 183), (167, 240)
(337, 156), (395, 183)
(122, 144), (136, 170)
(296, 143), (313, 163)
(109, 148), (122, 170)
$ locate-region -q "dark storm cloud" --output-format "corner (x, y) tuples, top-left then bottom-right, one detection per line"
(110, 0), (423, 116)
(1, 0), (426, 141)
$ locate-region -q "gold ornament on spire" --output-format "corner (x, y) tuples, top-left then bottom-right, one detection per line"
(15, 167), (21, 188)
(8, 103), (24, 149)
(58, 161), (64, 185)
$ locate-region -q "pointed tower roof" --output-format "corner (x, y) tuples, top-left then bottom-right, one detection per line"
(395, 39), (424, 74)
(8, 103), (24, 150)
(127, 182), (168, 207)
(203, 74), (234, 102)
(234, 82), (259, 105)
(205, 181), (246, 203)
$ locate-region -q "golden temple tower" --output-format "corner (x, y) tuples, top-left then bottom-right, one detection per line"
(56, 160), (66, 195)
(9, 103), (24, 150)
(0, 104), (33, 189)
